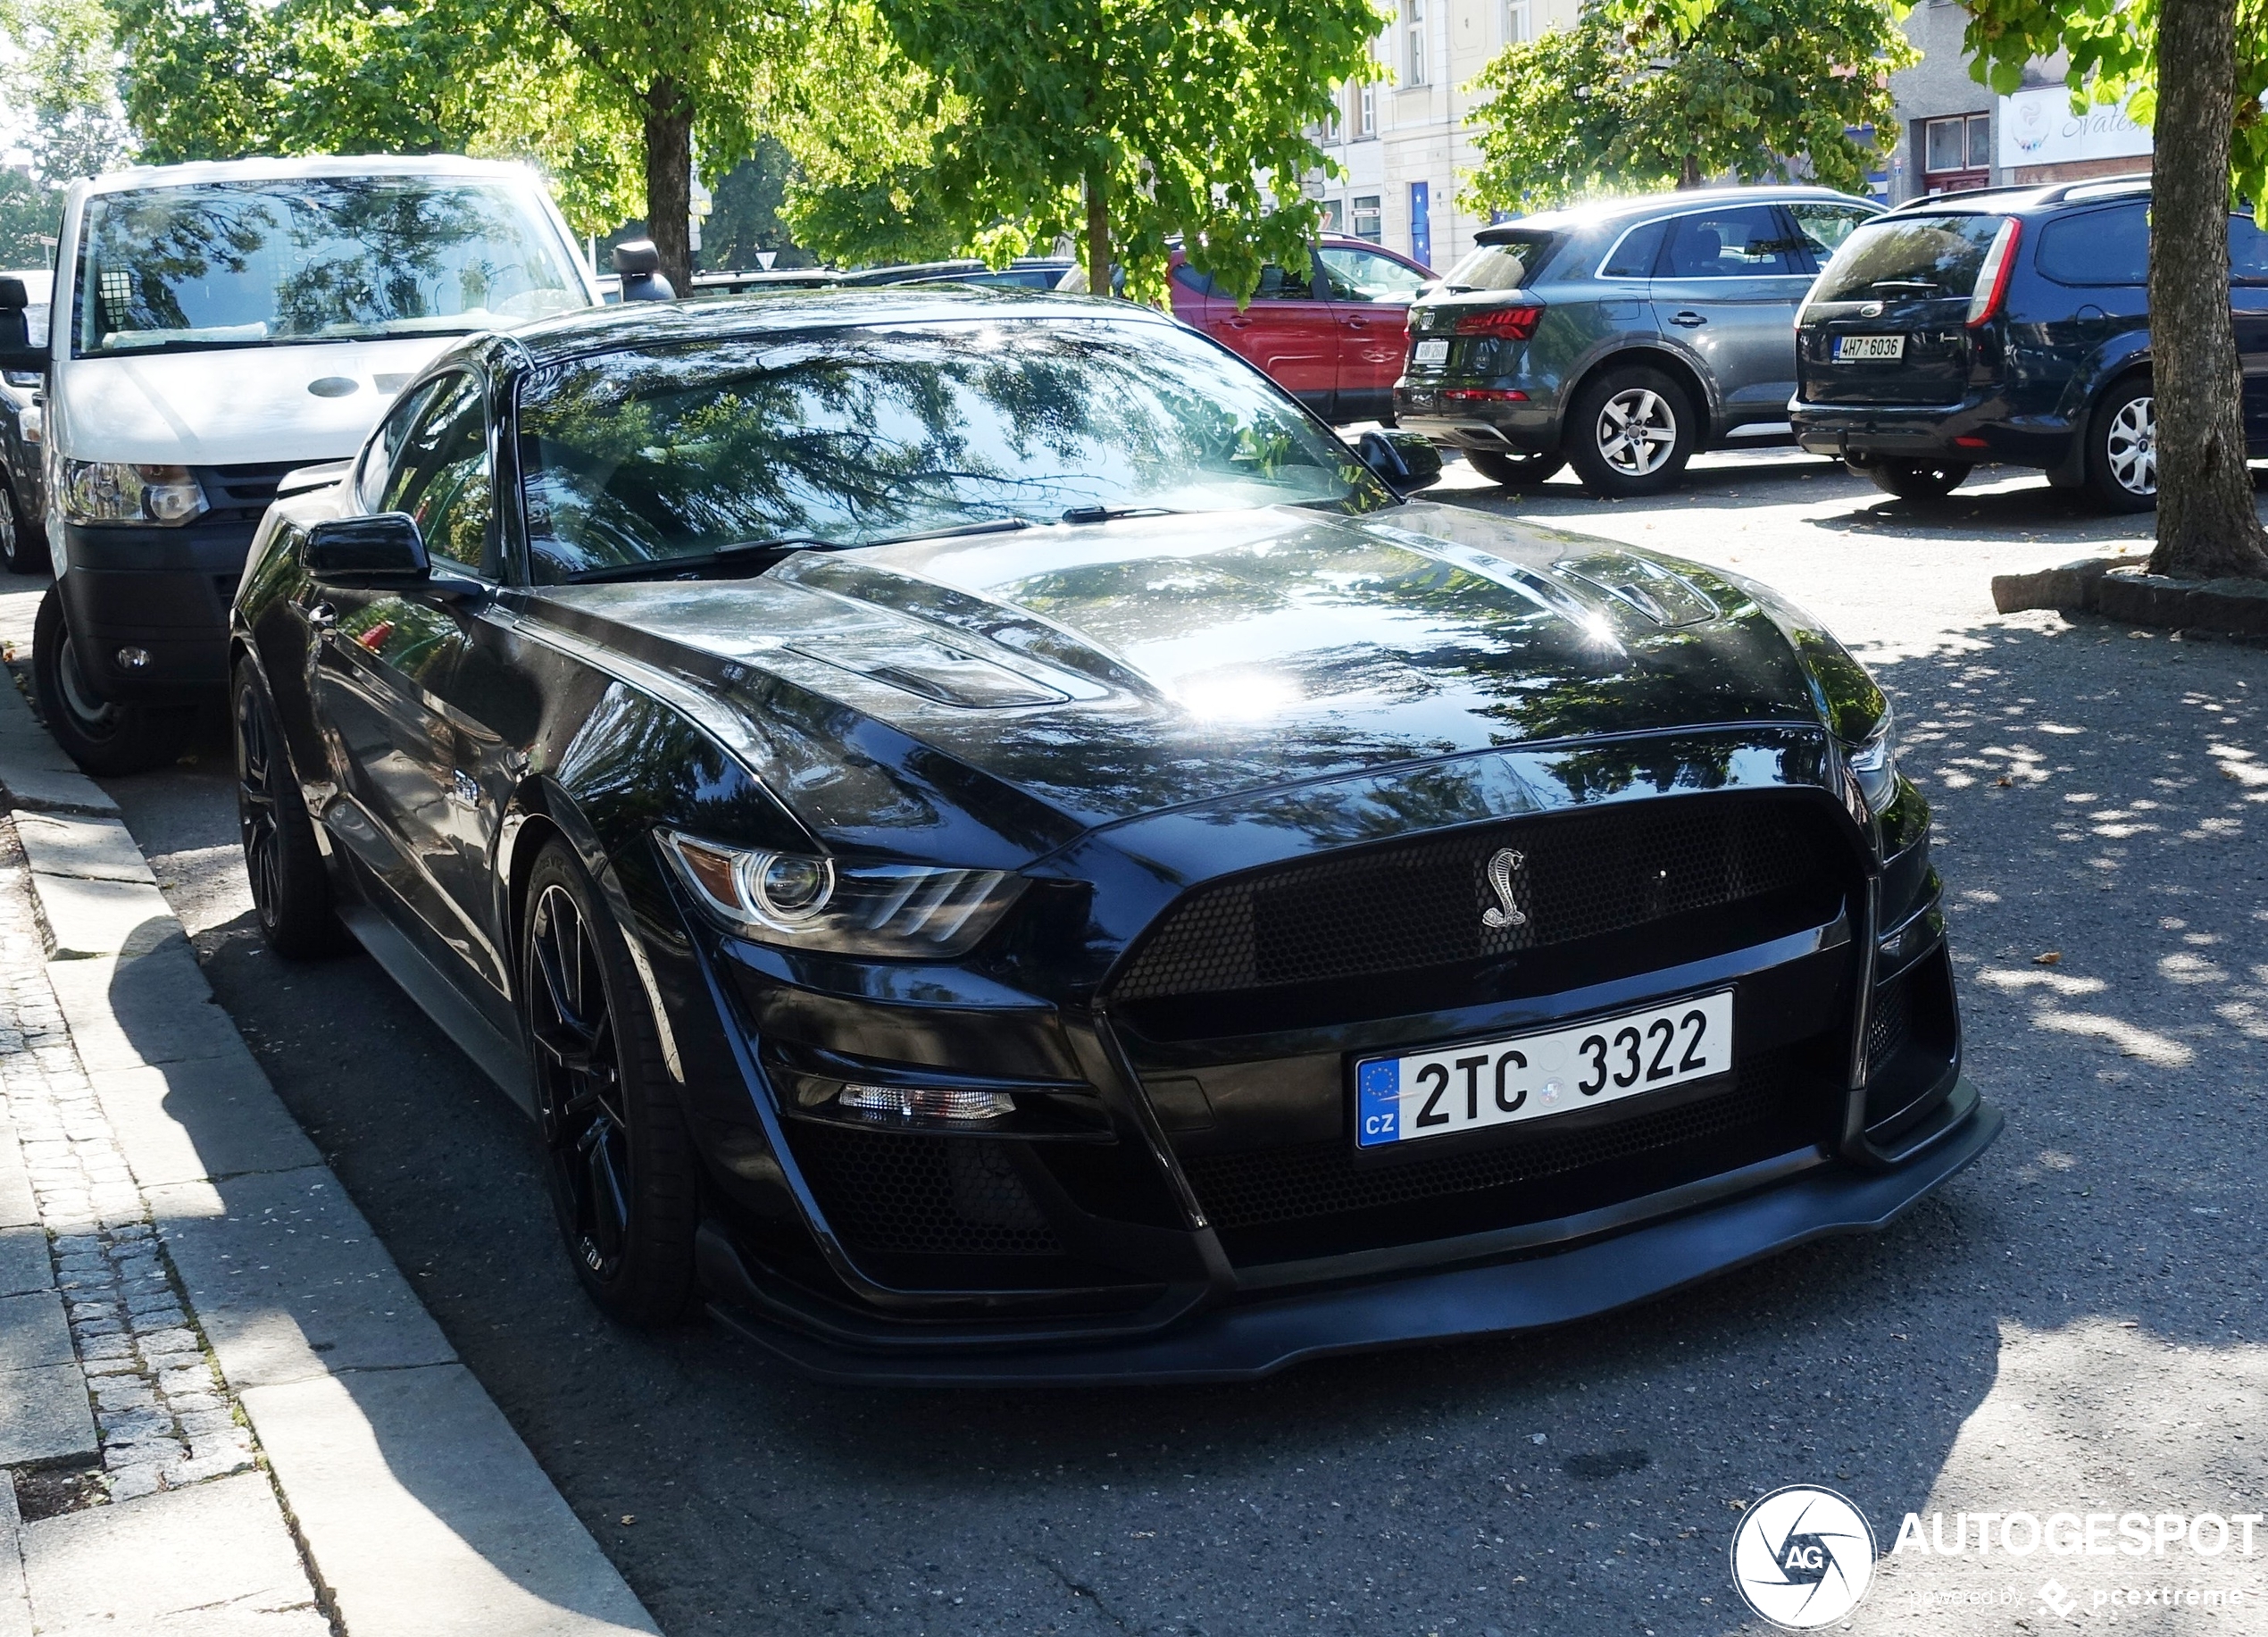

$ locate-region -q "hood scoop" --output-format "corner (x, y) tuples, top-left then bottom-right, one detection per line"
(1552, 549), (1721, 628)
(787, 633), (1070, 709)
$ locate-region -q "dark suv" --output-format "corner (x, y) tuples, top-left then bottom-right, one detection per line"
(1791, 176), (2268, 509)
(1395, 187), (1880, 495)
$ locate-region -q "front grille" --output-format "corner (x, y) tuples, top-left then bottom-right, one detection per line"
(1866, 970), (1912, 1075)
(788, 1123), (1063, 1257)
(194, 462), (301, 523)
(1111, 796), (1835, 1007)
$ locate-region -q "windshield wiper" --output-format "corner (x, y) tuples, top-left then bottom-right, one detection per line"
(1060, 505), (1177, 525)
(563, 537), (839, 584)
(865, 517), (1035, 547)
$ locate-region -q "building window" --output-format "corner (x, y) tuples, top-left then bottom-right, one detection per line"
(1353, 195), (1383, 244)
(1921, 113), (1992, 191)
(1504, 0), (1531, 45)
(1321, 198), (1346, 234)
(1359, 81), (1377, 136)
(1405, 0), (1426, 85)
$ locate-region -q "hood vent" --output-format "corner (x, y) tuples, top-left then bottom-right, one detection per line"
(1551, 550), (1720, 628)
(788, 634), (1069, 709)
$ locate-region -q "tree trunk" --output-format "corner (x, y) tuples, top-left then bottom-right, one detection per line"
(1679, 153), (1701, 189)
(2148, 0), (2268, 577)
(1084, 173), (1110, 298)
(643, 78), (695, 296)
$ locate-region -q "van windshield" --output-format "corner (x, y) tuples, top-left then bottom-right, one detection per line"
(1812, 213), (2007, 304)
(75, 175), (586, 356)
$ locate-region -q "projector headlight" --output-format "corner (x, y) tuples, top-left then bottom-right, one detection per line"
(656, 831), (1028, 957)
(61, 460), (207, 526)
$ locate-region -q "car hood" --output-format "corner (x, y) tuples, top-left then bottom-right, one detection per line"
(52, 338), (459, 465)
(532, 502), (1850, 854)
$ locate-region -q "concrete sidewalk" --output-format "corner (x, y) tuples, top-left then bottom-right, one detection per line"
(0, 668), (658, 1636)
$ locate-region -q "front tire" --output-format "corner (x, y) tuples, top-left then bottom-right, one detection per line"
(2085, 377), (2157, 514)
(31, 585), (191, 776)
(1855, 458), (1972, 501)
(233, 662), (349, 958)
(1564, 366), (1696, 497)
(0, 483), (43, 575)
(1466, 447), (1567, 488)
(523, 840), (698, 1324)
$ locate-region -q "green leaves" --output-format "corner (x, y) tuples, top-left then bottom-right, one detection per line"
(1461, 0), (1917, 213)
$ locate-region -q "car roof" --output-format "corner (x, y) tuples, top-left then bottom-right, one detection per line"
(1477, 185), (1880, 240)
(73, 154), (550, 198)
(497, 285), (1173, 367)
(1880, 172), (2152, 217)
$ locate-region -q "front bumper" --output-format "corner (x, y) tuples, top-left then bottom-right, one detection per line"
(56, 519), (259, 700)
(704, 1081), (1998, 1384)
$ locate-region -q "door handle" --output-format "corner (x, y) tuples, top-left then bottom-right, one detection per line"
(1669, 311), (1707, 328)
(1223, 316), (1255, 329)
(307, 602), (337, 631)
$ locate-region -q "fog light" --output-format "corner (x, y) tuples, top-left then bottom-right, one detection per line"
(837, 1083), (1014, 1122)
(115, 647), (150, 670)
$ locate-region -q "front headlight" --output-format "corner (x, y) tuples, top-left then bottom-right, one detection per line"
(61, 460), (207, 525)
(1847, 711), (1898, 812)
(655, 830), (1029, 957)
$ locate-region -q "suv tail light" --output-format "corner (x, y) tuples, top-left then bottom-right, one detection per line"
(1453, 305), (1545, 340)
(1964, 219), (2022, 328)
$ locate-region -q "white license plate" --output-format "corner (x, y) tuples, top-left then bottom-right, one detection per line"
(1413, 338), (1449, 366)
(1355, 990), (1735, 1148)
(1834, 334), (1905, 362)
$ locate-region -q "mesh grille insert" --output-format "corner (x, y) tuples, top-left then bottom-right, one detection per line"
(788, 1124), (1063, 1257)
(1866, 970), (1912, 1075)
(1112, 797), (1833, 1005)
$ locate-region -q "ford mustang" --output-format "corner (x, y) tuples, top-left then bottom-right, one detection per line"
(229, 288), (1997, 1382)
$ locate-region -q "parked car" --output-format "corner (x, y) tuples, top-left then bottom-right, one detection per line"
(0, 269), (52, 574)
(838, 257), (1074, 290)
(0, 155), (598, 775)
(227, 285), (1993, 1380)
(1791, 176), (2268, 508)
(1061, 237), (1437, 423)
(1395, 187), (1883, 495)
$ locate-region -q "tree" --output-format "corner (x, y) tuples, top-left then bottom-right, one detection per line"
(1965, 0), (2268, 579)
(697, 141), (809, 270)
(1461, 0), (1916, 213)
(0, 167), (62, 265)
(2, 0), (134, 186)
(781, 0), (1384, 303)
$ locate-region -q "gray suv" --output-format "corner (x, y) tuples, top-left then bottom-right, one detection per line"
(1395, 187), (1880, 495)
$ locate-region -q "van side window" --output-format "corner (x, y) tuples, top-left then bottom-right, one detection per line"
(357, 382), (440, 512)
(2038, 204), (2150, 287)
(379, 372), (493, 576)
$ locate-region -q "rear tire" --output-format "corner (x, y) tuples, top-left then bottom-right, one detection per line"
(2085, 376), (2157, 514)
(1465, 447), (1567, 488)
(31, 585), (192, 776)
(1856, 458), (1972, 501)
(523, 840), (699, 1325)
(1564, 366), (1696, 497)
(232, 661), (350, 958)
(0, 483), (43, 575)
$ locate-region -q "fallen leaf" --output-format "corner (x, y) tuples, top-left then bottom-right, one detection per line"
(2033, 951), (2062, 966)
(620, 1515), (636, 1525)
(1996, 776), (2013, 788)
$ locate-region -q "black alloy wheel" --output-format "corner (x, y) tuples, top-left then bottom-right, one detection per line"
(1563, 365), (1697, 497)
(2085, 375), (2158, 514)
(30, 584), (191, 775)
(1465, 447), (1568, 488)
(522, 840), (697, 1324)
(1853, 457), (1972, 502)
(0, 483), (43, 574)
(232, 663), (349, 958)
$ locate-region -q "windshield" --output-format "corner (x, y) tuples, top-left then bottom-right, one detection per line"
(74, 176), (586, 356)
(516, 318), (1382, 583)
(1812, 213), (2006, 304)
(1443, 233), (1555, 291)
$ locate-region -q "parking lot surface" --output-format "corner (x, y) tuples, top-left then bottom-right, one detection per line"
(15, 450), (2268, 1635)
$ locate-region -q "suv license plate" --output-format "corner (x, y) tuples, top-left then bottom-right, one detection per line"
(1413, 338), (1449, 366)
(1834, 334), (1905, 362)
(1355, 990), (1734, 1148)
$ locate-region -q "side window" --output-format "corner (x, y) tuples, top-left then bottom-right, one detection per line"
(1660, 206), (1805, 278)
(2233, 213), (2268, 285)
(379, 372), (494, 575)
(1788, 203), (1878, 266)
(1253, 262), (1319, 300)
(1171, 262), (1217, 296)
(357, 380), (439, 512)
(1600, 219), (1669, 280)
(1319, 246), (1430, 304)
(2038, 204), (2150, 287)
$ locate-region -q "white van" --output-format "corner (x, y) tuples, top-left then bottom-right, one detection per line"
(0, 155), (596, 773)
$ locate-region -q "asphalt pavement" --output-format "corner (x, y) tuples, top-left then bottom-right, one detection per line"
(14, 448), (2268, 1635)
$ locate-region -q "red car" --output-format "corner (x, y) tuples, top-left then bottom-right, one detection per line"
(1065, 238), (1435, 423)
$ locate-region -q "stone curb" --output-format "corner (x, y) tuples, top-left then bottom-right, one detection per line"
(1992, 554), (2268, 636)
(0, 679), (660, 1636)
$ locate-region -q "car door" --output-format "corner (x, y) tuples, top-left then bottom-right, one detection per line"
(1317, 245), (1433, 422)
(2233, 212), (2268, 453)
(309, 370), (508, 994)
(1201, 259), (1339, 418)
(1646, 205), (1817, 430)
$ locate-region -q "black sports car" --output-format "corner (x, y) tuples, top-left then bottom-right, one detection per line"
(230, 288), (1997, 1382)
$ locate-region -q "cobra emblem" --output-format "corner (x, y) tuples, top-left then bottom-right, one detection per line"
(1481, 847), (1528, 930)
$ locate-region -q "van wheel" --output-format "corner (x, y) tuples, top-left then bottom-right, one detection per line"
(31, 586), (191, 776)
(0, 484), (44, 575)
(1857, 459), (1972, 501)
(2086, 378), (2157, 513)
(1466, 448), (1567, 488)
(1564, 367), (1696, 497)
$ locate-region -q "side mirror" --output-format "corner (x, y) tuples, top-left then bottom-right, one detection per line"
(307, 513), (429, 585)
(0, 279), (27, 313)
(0, 283), (35, 366)
(1356, 428), (1445, 494)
